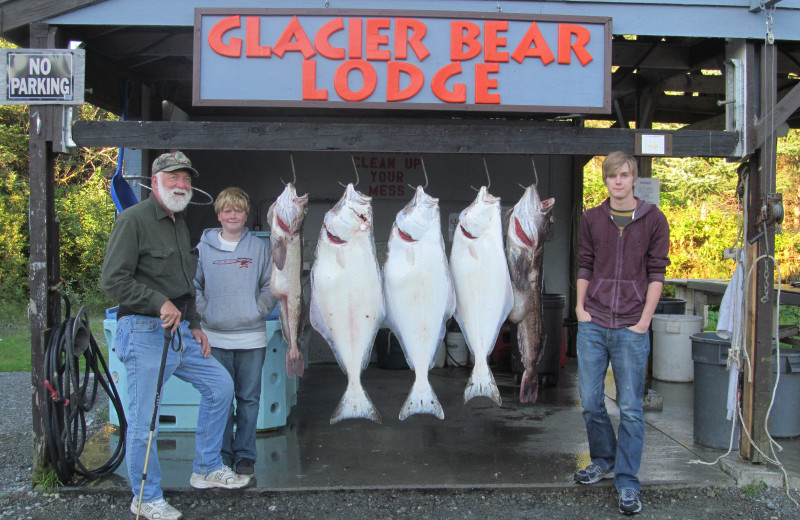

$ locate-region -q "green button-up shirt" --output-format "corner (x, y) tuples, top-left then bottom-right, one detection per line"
(101, 195), (200, 328)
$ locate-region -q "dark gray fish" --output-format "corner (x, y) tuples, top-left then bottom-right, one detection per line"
(504, 185), (555, 404)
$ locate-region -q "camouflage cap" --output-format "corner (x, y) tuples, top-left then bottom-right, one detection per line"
(152, 151), (199, 178)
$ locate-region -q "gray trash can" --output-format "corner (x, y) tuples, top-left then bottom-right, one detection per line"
(769, 349), (800, 438)
(691, 332), (739, 449)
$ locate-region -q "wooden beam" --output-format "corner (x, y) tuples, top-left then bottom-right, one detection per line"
(71, 120), (739, 158)
(756, 80), (800, 147)
(741, 41), (778, 463)
(0, 0), (106, 34)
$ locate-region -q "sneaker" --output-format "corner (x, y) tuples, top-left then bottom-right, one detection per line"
(130, 497), (182, 520)
(618, 488), (642, 515)
(573, 463), (614, 485)
(190, 465), (251, 490)
(235, 458), (255, 476)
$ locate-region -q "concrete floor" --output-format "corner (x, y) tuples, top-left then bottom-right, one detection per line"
(83, 358), (800, 492)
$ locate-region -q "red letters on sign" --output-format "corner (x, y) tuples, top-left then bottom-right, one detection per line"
(366, 18), (392, 60)
(432, 61), (466, 103)
(302, 60), (328, 100)
(395, 18), (430, 61)
(334, 60), (377, 101)
(558, 24), (593, 65)
(484, 21), (509, 63)
(246, 17), (271, 57)
(273, 16), (316, 59)
(315, 18), (346, 59)
(208, 15), (242, 57)
(511, 21), (555, 65)
(387, 61), (424, 101)
(451, 21), (482, 61)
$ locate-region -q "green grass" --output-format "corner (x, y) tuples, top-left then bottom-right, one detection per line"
(33, 466), (62, 492)
(0, 311), (109, 373)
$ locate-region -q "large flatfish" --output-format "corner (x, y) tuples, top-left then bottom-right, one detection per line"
(505, 185), (555, 404)
(383, 186), (455, 420)
(268, 183), (309, 378)
(310, 183), (385, 424)
(449, 186), (513, 405)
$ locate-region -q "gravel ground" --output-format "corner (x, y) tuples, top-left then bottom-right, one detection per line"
(2, 372), (799, 519)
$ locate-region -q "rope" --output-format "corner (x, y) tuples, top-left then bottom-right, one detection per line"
(43, 293), (127, 484)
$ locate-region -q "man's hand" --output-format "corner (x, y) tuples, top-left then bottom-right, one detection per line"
(160, 300), (182, 334)
(628, 322), (650, 334)
(576, 308), (592, 323)
(191, 328), (211, 358)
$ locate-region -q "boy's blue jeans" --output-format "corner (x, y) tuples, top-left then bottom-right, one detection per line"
(577, 320), (650, 491)
(210, 347), (267, 466)
(115, 316), (233, 502)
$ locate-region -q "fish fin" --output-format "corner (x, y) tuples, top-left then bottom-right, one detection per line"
(335, 247), (346, 269)
(399, 380), (444, 420)
(272, 238), (288, 271)
(519, 369), (539, 404)
(331, 385), (382, 424)
(467, 242), (479, 260)
(464, 360), (502, 406)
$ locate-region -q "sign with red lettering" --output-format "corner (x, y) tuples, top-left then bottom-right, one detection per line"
(194, 9), (610, 114)
(353, 153), (423, 199)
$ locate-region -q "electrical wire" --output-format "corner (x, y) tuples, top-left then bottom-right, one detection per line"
(43, 293), (127, 484)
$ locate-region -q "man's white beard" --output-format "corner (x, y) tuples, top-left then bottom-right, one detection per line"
(161, 188), (192, 213)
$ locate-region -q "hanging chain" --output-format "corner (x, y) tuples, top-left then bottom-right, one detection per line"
(763, 2), (776, 45)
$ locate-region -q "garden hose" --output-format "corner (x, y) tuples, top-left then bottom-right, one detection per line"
(42, 293), (127, 484)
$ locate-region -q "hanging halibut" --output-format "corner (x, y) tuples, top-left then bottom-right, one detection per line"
(310, 184), (385, 424)
(268, 182), (309, 378)
(383, 186), (455, 420)
(505, 185), (555, 404)
(449, 186), (513, 405)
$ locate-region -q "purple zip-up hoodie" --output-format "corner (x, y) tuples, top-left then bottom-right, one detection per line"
(577, 198), (670, 329)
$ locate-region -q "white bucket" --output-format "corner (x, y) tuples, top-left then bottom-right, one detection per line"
(445, 332), (469, 367)
(652, 314), (703, 382)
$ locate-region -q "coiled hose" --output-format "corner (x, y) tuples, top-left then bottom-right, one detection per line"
(42, 294), (127, 484)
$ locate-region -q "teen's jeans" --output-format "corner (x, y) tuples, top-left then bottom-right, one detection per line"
(577, 320), (649, 491)
(115, 316), (233, 502)
(210, 347), (267, 466)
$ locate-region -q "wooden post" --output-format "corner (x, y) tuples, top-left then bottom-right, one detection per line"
(740, 40), (777, 463)
(28, 22), (61, 477)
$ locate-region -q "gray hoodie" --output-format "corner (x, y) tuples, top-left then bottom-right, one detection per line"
(194, 227), (277, 335)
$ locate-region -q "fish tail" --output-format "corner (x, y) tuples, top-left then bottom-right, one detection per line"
(330, 384), (382, 424)
(286, 344), (305, 378)
(464, 360), (502, 405)
(519, 368), (539, 404)
(399, 380), (444, 421)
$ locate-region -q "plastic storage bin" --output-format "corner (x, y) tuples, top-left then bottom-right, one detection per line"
(104, 316), (295, 432)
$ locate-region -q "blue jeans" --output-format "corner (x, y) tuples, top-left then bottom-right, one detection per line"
(210, 347), (266, 466)
(115, 316), (233, 502)
(577, 320), (650, 491)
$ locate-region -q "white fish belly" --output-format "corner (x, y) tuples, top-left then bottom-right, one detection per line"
(384, 238), (453, 371)
(311, 237), (384, 376)
(450, 236), (512, 358)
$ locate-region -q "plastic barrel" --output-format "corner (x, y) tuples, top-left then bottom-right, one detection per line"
(652, 314), (702, 382)
(769, 349), (800, 438)
(445, 332), (469, 367)
(691, 332), (739, 449)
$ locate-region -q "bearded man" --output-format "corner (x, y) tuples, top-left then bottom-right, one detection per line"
(102, 151), (250, 520)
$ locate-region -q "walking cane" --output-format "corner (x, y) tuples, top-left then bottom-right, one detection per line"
(135, 325), (173, 519)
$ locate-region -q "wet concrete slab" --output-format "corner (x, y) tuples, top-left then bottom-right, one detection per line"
(76, 357), (799, 493)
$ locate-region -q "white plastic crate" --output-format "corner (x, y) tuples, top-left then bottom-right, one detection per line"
(105, 317), (296, 432)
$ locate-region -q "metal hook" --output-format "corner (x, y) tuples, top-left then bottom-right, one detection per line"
(339, 155), (360, 188)
(281, 153), (297, 185)
(470, 156), (491, 192)
(530, 156), (539, 186)
(407, 156), (429, 191)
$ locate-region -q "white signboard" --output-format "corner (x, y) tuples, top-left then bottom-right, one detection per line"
(634, 177), (660, 206)
(0, 49), (85, 105)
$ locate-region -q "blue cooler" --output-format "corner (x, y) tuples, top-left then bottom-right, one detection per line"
(105, 307), (296, 432)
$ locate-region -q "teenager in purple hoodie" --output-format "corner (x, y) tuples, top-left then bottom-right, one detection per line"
(573, 152), (671, 516)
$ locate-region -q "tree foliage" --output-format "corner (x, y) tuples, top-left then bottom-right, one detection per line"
(584, 129), (800, 284)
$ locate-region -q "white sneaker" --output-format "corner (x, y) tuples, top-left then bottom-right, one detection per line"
(189, 465), (250, 489)
(130, 497), (182, 520)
